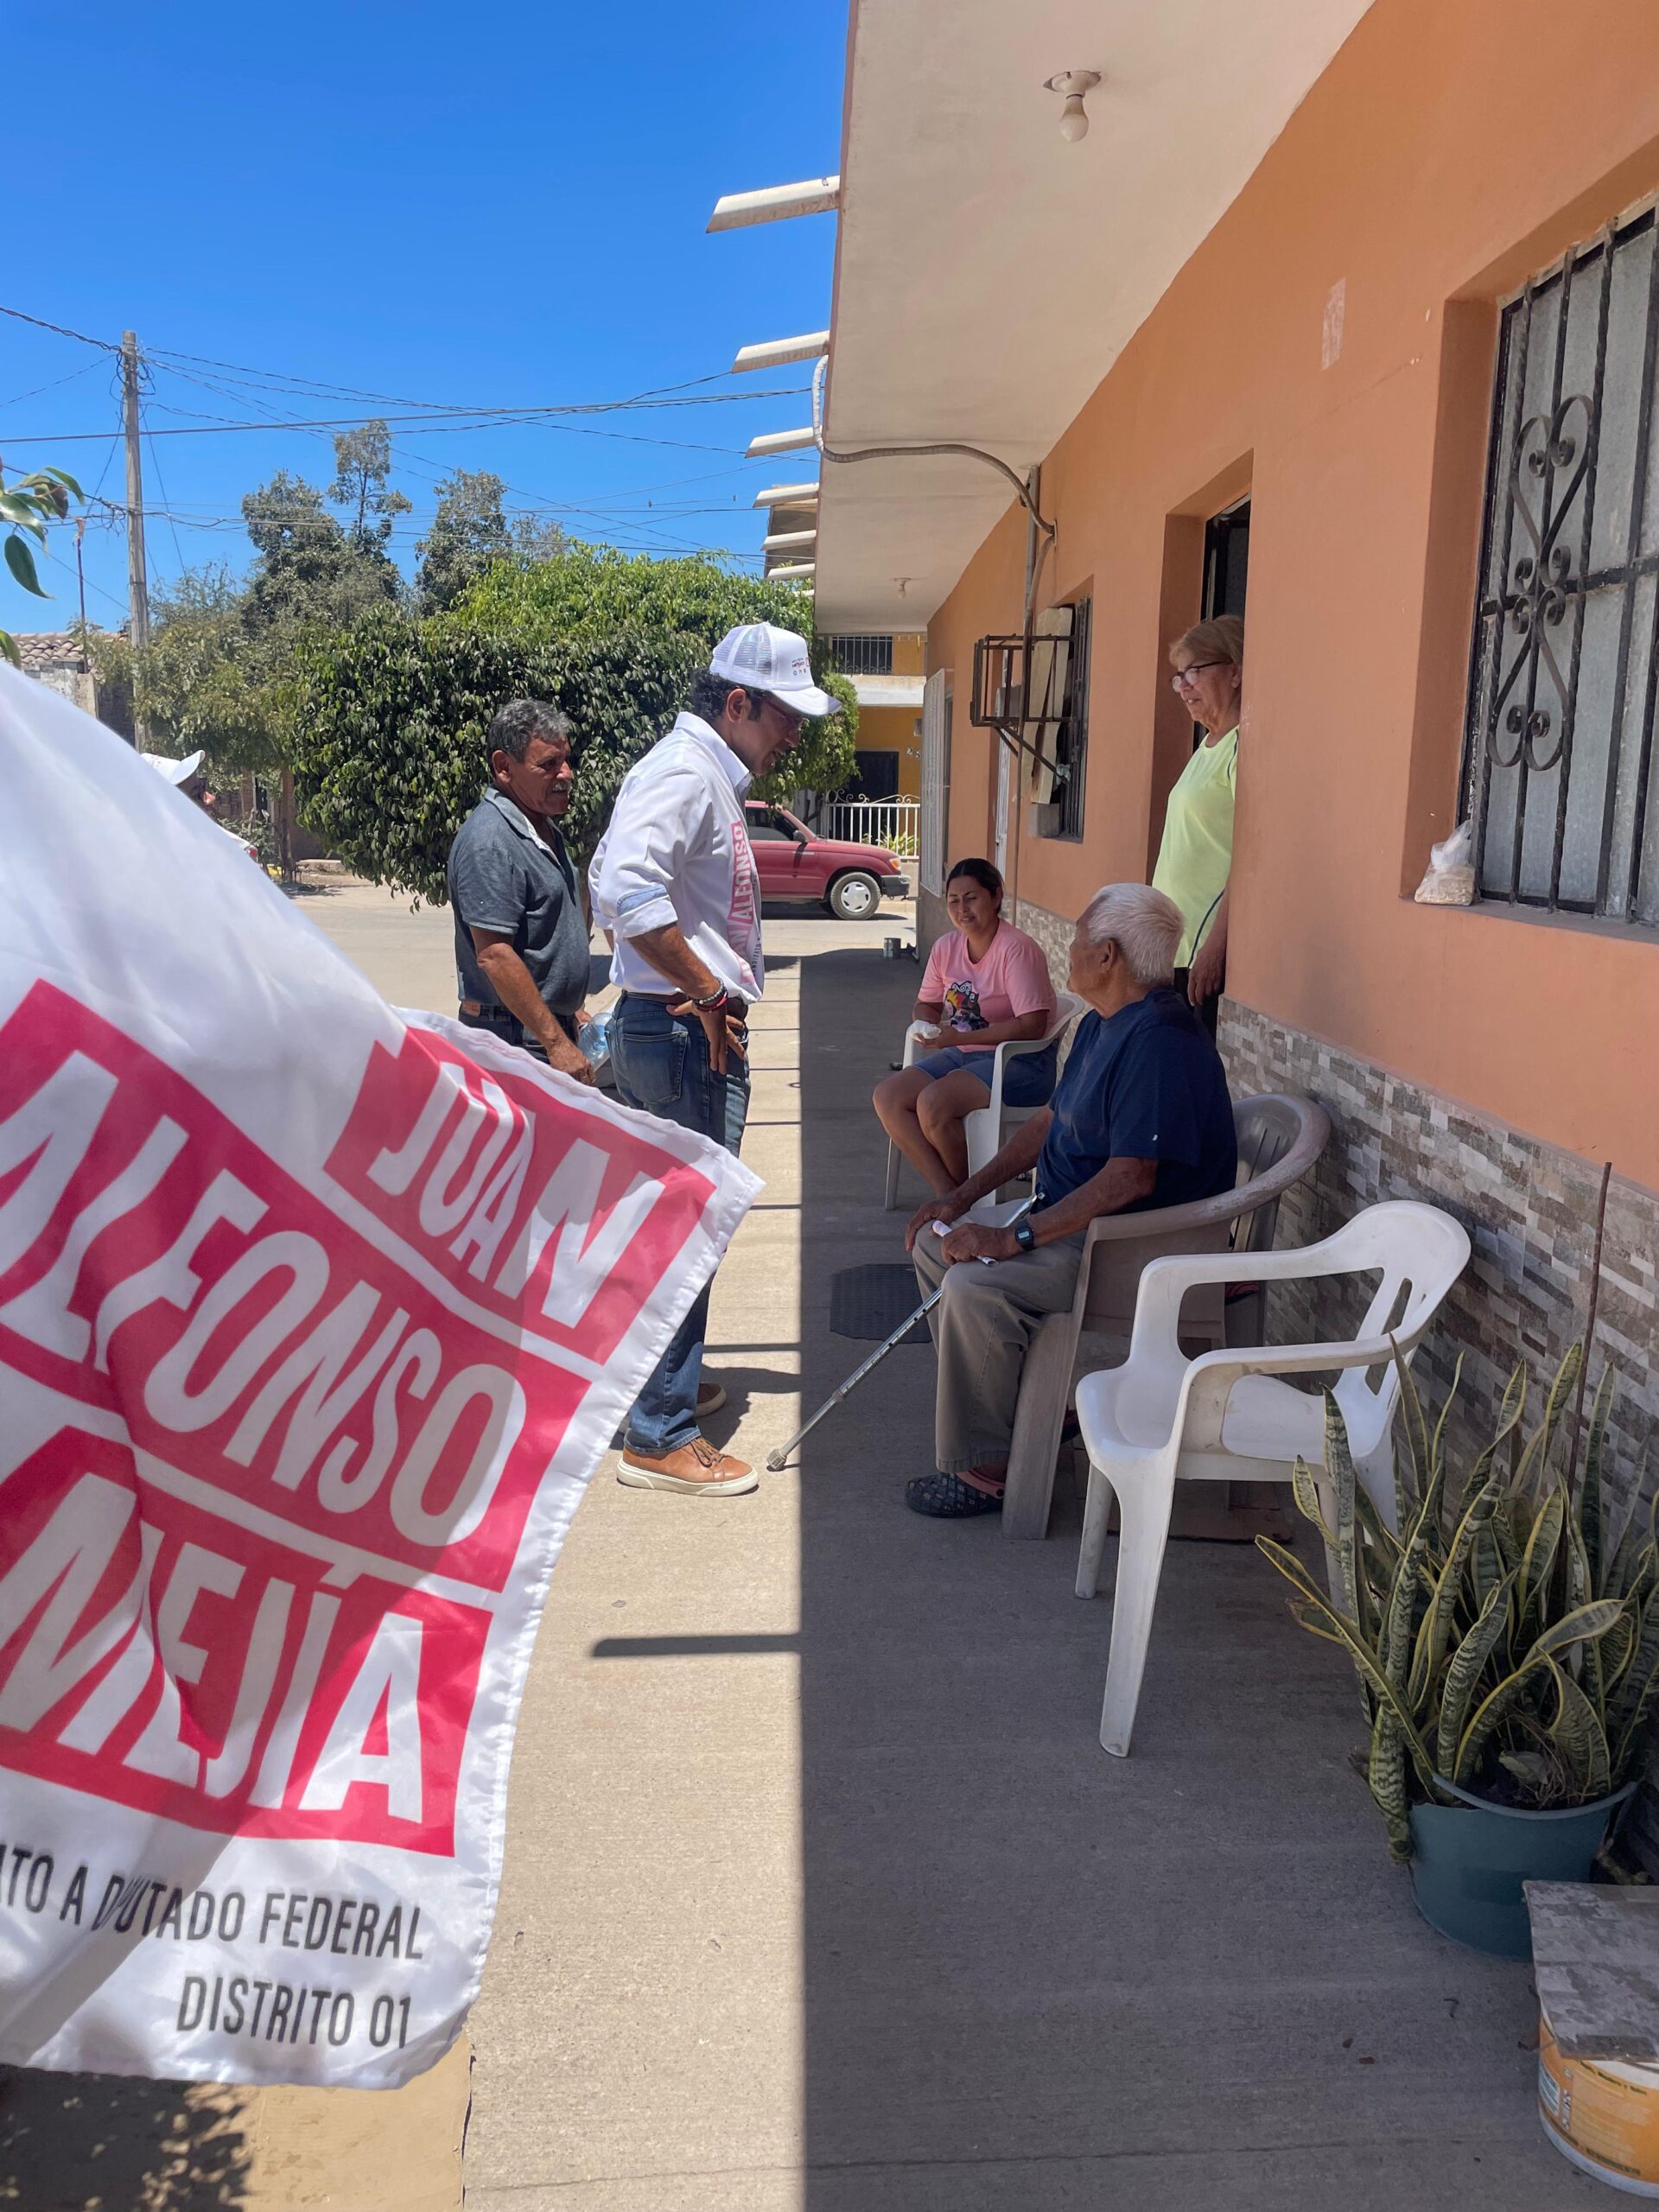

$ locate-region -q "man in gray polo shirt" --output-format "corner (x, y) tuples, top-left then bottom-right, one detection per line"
(448, 698), (594, 1084)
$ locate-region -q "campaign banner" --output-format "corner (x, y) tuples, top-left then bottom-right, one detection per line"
(0, 667), (759, 2088)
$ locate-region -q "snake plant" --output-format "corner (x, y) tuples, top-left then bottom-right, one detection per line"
(1257, 1346), (1659, 1860)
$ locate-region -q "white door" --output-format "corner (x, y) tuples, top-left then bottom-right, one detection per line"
(919, 669), (950, 897)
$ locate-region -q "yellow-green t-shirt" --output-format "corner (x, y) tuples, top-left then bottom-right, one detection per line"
(1151, 726), (1238, 967)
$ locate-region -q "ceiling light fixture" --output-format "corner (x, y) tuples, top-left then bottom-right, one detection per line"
(1045, 68), (1101, 143)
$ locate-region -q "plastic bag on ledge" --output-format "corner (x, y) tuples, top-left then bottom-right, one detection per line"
(1414, 819), (1476, 906)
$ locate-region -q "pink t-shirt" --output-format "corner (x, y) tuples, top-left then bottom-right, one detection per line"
(921, 923), (1057, 1052)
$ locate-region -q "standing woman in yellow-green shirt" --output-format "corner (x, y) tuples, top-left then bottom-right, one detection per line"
(1151, 615), (1244, 1038)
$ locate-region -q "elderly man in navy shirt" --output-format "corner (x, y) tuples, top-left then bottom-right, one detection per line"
(905, 882), (1236, 1517)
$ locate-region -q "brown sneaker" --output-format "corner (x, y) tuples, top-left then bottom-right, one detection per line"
(617, 1436), (757, 1496)
(696, 1378), (728, 1417)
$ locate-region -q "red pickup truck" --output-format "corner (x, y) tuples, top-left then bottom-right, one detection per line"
(744, 802), (911, 920)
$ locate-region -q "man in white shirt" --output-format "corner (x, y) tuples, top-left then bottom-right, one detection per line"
(591, 622), (834, 1495)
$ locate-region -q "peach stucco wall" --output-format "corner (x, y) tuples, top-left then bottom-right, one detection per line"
(925, 0), (1659, 1188)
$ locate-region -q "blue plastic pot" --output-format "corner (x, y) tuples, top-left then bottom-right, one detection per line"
(1408, 1776), (1637, 1957)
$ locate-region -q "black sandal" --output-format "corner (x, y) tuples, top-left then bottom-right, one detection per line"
(904, 1471), (1004, 1518)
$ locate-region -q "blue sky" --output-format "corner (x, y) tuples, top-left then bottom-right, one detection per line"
(2, 0), (845, 635)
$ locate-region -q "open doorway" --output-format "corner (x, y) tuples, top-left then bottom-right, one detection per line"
(1203, 497), (1250, 620)
(1192, 497), (1250, 750)
(1185, 493), (1256, 752)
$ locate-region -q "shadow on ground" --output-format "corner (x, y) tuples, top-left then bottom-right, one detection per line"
(787, 942), (1573, 2211)
(0, 2069), (251, 2210)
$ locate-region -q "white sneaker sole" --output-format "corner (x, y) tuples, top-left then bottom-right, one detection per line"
(696, 1382), (728, 1415)
(616, 1454), (758, 1496)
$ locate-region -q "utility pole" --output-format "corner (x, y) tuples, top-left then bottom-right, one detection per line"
(74, 517), (88, 660)
(121, 330), (149, 743)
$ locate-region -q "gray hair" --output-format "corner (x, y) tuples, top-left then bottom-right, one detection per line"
(488, 697), (572, 761)
(1077, 883), (1184, 988)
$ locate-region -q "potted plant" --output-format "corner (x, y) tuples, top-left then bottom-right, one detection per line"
(1257, 1345), (1659, 1957)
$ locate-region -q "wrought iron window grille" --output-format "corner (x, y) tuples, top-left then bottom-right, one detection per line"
(1055, 599), (1092, 838)
(969, 604), (1091, 839)
(1462, 204), (1659, 924)
(822, 632), (894, 677)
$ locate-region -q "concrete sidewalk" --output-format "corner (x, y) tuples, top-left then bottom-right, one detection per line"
(3, 885), (1584, 2210)
(459, 912), (1580, 2210)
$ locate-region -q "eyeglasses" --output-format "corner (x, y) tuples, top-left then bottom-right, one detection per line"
(1170, 660), (1232, 693)
(754, 691), (805, 728)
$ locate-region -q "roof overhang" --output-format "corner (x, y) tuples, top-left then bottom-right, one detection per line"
(814, 0), (1375, 631)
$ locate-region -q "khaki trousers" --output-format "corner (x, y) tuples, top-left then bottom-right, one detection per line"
(912, 1227), (1086, 1475)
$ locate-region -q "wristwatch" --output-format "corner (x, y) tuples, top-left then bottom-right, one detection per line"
(1014, 1218), (1038, 1252)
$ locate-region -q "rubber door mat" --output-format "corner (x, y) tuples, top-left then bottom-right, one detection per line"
(828, 1263), (932, 1345)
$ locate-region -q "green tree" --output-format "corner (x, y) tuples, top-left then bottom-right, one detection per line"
(290, 607), (702, 902)
(417, 469), (510, 612)
(460, 544), (856, 800)
(241, 470), (399, 631)
(464, 540), (820, 652)
(0, 465), (83, 666)
(509, 509), (569, 565)
(327, 420), (411, 558)
(417, 471), (569, 611)
(289, 547), (857, 904)
(88, 568), (285, 775)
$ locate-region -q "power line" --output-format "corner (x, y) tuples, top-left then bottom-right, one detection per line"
(141, 406), (188, 576)
(0, 302), (120, 352)
(0, 359), (106, 411)
(2, 387), (809, 444)
(143, 346), (761, 419)
(0, 308), (786, 583)
(125, 358), (749, 563)
(38, 534), (130, 615)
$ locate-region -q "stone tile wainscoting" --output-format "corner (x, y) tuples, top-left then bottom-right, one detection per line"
(1013, 887), (1659, 1507)
(1218, 998), (1659, 1512)
(1011, 896), (1073, 983)
(1010, 893), (1659, 1856)
(1220, 999), (1659, 1865)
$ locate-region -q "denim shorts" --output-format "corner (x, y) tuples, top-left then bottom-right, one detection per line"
(913, 1039), (1059, 1109)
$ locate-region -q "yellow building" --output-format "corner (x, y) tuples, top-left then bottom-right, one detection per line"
(821, 631), (925, 801)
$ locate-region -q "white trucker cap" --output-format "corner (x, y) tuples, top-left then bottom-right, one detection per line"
(140, 749), (206, 787)
(709, 622), (835, 719)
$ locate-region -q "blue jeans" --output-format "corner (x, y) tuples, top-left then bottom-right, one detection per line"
(609, 994), (751, 1455)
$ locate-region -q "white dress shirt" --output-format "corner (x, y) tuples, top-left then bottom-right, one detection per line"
(588, 711), (765, 1001)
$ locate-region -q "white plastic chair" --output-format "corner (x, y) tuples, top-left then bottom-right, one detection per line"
(1001, 1092), (1331, 1541)
(1072, 1200), (1471, 1758)
(883, 990), (1084, 1209)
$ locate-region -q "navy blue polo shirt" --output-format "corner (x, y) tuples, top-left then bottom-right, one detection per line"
(1035, 988), (1236, 1211)
(448, 789), (591, 1017)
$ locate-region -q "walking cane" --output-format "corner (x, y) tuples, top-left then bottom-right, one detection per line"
(765, 1199), (1033, 1471)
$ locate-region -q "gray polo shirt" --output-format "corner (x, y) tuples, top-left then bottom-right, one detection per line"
(448, 788), (590, 1018)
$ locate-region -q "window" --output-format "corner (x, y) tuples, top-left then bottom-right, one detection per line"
(1194, 499), (1249, 749)
(1464, 207), (1659, 922)
(1052, 597), (1092, 839)
(1203, 499), (1250, 621)
(744, 806), (794, 842)
(822, 632), (893, 676)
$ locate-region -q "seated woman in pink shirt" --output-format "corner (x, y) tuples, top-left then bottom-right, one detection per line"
(874, 857), (1059, 1197)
